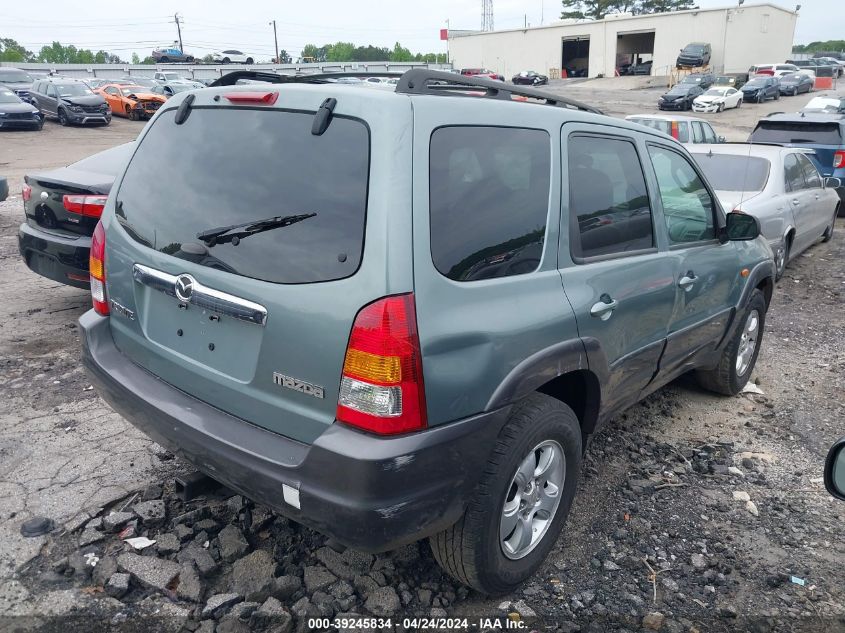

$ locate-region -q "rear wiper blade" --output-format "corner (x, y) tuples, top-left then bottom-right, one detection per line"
(197, 213), (317, 246)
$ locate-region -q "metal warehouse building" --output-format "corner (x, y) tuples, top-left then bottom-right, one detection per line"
(448, 3), (797, 79)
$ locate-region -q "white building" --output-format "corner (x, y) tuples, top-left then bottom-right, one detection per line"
(448, 3), (798, 79)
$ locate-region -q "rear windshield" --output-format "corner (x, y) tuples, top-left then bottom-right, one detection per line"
(692, 154), (770, 192)
(628, 118), (690, 143)
(116, 107), (370, 284)
(750, 121), (842, 145)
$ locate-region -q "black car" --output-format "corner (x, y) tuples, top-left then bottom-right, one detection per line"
(0, 67), (36, 105)
(511, 70), (548, 85)
(18, 143), (133, 288)
(714, 74), (747, 89)
(658, 84), (703, 111)
(676, 42), (711, 68)
(0, 87), (43, 130)
(29, 78), (110, 126)
(741, 76), (780, 103)
(778, 72), (814, 96)
(680, 72), (716, 89)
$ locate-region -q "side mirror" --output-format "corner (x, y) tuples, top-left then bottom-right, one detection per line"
(717, 135), (726, 143)
(825, 438), (845, 501)
(725, 211), (760, 240)
(825, 177), (842, 189)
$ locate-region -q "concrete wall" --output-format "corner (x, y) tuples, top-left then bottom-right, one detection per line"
(449, 3), (797, 78)
(0, 61), (451, 82)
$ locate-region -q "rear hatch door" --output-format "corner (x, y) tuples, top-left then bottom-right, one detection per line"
(103, 86), (413, 444)
(750, 120), (843, 176)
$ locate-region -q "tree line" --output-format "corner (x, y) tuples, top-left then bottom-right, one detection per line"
(561, 0), (697, 20)
(1, 38), (123, 64)
(792, 40), (845, 54)
(300, 42), (446, 63)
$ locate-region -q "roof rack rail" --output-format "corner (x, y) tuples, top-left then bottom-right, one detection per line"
(210, 69), (603, 114)
(209, 70), (406, 87)
(395, 69), (603, 114)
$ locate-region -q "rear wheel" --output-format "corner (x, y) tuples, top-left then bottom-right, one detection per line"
(160, 56), (169, 63)
(223, 57), (230, 64)
(186, 56), (194, 63)
(696, 289), (766, 395)
(430, 394), (582, 595)
(774, 237), (790, 281)
(246, 57), (254, 65)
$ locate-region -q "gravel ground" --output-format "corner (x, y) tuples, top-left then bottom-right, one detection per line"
(0, 81), (843, 632)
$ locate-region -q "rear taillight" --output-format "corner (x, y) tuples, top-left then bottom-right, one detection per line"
(89, 221), (109, 316)
(22, 185), (31, 202)
(834, 151), (845, 169)
(336, 294), (427, 435)
(63, 194), (108, 218)
(670, 121), (680, 140)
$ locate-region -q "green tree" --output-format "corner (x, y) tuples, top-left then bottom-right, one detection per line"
(561, 0), (696, 20)
(326, 42), (356, 62)
(300, 44), (327, 62)
(0, 38), (33, 62)
(131, 52), (141, 64)
(389, 42), (413, 62)
(201, 53), (214, 63)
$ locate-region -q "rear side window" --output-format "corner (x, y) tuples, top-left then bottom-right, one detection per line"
(116, 107), (370, 284)
(796, 153), (822, 188)
(429, 127), (550, 282)
(784, 153), (806, 191)
(750, 121), (843, 145)
(568, 135), (653, 259)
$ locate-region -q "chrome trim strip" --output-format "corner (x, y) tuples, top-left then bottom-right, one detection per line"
(133, 263), (268, 326)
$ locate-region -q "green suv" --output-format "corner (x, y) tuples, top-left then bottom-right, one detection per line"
(80, 70), (775, 594)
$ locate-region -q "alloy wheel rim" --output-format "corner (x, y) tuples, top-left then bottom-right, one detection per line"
(500, 440), (565, 560)
(736, 309), (760, 377)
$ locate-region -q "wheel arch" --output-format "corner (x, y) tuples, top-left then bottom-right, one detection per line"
(485, 339), (603, 443)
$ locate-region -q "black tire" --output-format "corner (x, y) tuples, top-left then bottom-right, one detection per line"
(718, 102), (724, 112)
(822, 208), (837, 242)
(57, 108), (68, 126)
(223, 57), (230, 64)
(793, 88), (798, 96)
(186, 56), (194, 63)
(246, 57), (254, 65)
(696, 289), (767, 396)
(160, 56), (169, 63)
(429, 394), (582, 595)
(757, 93), (763, 104)
(774, 237), (790, 281)
(774, 91), (780, 100)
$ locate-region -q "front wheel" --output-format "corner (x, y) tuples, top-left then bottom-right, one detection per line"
(696, 289), (766, 395)
(822, 208), (837, 242)
(793, 88), (798, 96)
(718, 102), (724, 112)
(57, 108), (68, 126)
(246, 57), (254, 65)
(774, 91), (780, 100)
(430, 394), (582, 595)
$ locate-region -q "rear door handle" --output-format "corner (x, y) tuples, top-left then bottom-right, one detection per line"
(791, 199), (800, 206)
(590, 294), (618, 320)
(678, 272), (698, 291)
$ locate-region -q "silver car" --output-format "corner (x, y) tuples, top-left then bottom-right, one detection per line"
(692, 144), (841, 280)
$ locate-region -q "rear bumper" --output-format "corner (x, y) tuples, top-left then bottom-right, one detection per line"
(18, 222), (91, 289)
(80, 311), (509, 552)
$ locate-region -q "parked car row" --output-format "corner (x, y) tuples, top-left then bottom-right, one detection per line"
(11, 71), (843, 596)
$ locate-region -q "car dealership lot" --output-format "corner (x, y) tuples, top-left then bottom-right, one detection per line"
(1, 82), (844, 630)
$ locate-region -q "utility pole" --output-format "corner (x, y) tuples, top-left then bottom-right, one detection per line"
(482, 0), (494, 31)
(173, 13), (183, 52)
(269, 20), (279, 64)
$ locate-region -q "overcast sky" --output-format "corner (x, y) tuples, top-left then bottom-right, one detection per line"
(0, 1), (831, 62)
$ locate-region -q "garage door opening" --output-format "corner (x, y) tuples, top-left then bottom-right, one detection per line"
(616, 30), (655, 76)
(562, 37), (590, 78)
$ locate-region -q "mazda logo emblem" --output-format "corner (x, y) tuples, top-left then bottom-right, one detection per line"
(174, 274), (195, 302)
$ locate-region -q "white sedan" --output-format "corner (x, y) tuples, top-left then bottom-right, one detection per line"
(211, 50), (255, 64)
(692, 87), (742, 113)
